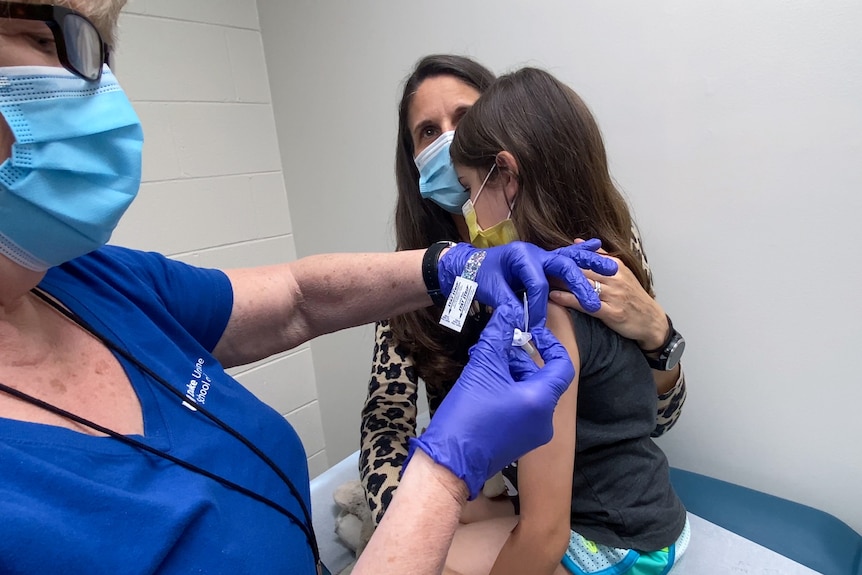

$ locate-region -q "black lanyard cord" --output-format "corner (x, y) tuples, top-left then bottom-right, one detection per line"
(31, 289), (315, 527)
(25, 288), (321, 566)
(0, 379), (315, 552)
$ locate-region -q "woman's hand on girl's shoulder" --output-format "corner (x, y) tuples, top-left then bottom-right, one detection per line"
(548, 243), (667, 351)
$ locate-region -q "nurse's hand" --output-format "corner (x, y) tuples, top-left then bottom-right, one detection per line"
(437, 240), (617, 330)
(406, 305), (575, 499)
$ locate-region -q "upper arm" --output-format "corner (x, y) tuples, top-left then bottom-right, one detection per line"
(652, 367), (687, 437)
(630, 221), (655, 297)
(515, 303), (580, 542)
(359, 321), (420, 524)
(212, 264), (307, 368)
(100, 247), (234, 353)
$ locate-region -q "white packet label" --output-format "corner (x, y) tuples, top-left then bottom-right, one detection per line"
(439, 275), (478, 332)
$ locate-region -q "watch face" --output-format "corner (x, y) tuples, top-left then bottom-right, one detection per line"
(665, 335), (686, 370)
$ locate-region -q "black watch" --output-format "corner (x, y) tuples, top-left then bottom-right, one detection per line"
(642, 315), (685, 371)
(422, 240), (456, 307)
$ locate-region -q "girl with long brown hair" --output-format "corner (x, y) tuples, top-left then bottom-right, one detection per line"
(443, 66), (689, 575)
(359, 55), (688, 535)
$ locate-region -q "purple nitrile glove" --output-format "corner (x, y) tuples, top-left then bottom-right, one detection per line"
(406, 305), (575, 499)
(437, 239), (617, 330)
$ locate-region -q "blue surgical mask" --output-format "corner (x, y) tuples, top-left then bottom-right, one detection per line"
(0, 66), (143, 271)
(414, 131), (468, 214)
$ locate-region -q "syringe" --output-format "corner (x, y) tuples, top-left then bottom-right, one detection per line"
(512, 293), (541, 362)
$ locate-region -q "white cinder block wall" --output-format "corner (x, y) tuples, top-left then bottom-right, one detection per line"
(110, 0), (328, 479)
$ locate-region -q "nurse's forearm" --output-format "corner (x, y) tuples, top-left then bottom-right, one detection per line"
(354, 450), (467, 575)
(288, 250), (432, 339)
(215, 250), (434, 366)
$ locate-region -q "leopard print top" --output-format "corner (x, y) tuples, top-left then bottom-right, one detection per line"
(359, 225), (688, 525)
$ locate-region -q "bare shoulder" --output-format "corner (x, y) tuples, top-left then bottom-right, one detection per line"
(546, 301), (574, 332)
(546, 301), (580, 369)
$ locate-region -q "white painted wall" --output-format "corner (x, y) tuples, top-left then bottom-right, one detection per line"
(257, 0), (862, 531)
(110, 0), (328, 479)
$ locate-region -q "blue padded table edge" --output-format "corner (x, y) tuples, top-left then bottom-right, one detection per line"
(669, 467), (862, 575)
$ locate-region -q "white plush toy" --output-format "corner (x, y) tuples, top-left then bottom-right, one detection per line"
(482, 470), (508, 498)
(333, 480), (375, 573)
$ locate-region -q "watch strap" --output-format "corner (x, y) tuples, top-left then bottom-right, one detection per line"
(422, 241), (455, 307)
(645, 353), (667, 371)
(645, 331), (685, 371)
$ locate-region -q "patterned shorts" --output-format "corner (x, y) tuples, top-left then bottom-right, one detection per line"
(561, 516), (691, 575)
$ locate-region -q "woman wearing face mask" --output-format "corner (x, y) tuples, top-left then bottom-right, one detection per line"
(0, 4), (620, 574)
(443, 66), (689, 575)
(359, 55), (688, 530)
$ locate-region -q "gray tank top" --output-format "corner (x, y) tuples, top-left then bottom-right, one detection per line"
(506, 310), (686, 550)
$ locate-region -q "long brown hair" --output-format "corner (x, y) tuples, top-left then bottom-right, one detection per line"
(390, 55), (495, 390)
(451, 67), (650, 290)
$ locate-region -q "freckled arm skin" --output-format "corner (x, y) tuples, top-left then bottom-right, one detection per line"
(212, 251), (430, 368)
(354, 449), (468, 575)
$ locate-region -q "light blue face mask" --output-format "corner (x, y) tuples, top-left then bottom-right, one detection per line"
(414, 131), (468, 214)
(0, 65), (143, 271)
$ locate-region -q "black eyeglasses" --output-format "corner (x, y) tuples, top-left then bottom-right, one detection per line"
(0, 2), (107, 81)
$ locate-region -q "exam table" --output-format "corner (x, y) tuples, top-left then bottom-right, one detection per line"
(669, 467), (861, 575)
(310, 452), (861, 575)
